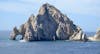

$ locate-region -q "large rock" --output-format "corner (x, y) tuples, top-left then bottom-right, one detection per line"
(10, 3), (87, 41)
(88, 28), (100, 41)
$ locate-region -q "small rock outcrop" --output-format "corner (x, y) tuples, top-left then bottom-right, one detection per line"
(88, 28), (100, 41)
(10, 27), (19, 40)
(69, 26), (87, 41)
(10, 3), (87, 41)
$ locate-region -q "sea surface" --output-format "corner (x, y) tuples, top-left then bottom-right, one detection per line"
(0, 31), (100, 54)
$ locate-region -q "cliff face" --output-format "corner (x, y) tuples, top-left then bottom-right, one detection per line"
(10, 3), (87, 41)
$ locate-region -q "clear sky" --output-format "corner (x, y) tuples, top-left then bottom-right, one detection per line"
(0, 0), (100, 32)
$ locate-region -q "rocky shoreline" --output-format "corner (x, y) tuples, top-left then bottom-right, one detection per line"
(10, 3), (100, 42)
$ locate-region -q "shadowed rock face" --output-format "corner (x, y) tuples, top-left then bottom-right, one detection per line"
(10, 3), (87, 41)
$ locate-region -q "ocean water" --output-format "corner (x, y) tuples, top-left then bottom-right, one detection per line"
(0, 31), (100, 54)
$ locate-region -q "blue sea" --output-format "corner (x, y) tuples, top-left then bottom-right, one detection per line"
(0, 31), (100, 54)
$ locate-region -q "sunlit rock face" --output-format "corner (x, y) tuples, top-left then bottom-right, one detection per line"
(88, 28), (100, 41)
(10, 3), (87, 41)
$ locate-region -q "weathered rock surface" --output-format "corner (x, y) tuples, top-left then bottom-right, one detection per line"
(10, 3), (87, 41)
(88, 28), (100, 41)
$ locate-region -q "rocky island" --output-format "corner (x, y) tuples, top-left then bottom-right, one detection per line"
(88, 28), (100, 41)
(10, 3), (88, 42)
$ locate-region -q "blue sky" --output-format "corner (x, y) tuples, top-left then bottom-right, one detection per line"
(0, 0), (100, 32)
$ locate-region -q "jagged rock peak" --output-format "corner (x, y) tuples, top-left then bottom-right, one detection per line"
(10, 3), (87, 41)
(27, 14), (35, 23)
(39, 3), (61, 15)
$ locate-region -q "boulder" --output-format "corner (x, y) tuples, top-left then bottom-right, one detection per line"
(10, 3), (87, 41)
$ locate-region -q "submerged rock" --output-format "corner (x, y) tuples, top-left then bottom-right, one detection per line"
(88, 28), (100, 41)
(10, 3), (87, 41)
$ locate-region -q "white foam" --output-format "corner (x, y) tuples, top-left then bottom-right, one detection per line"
(19, 39), (28, 42)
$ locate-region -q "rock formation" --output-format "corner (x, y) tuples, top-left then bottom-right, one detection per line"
(69, 26), (87, 41)
(10, 3), (87, 41)
(88, 28), (100, 41)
